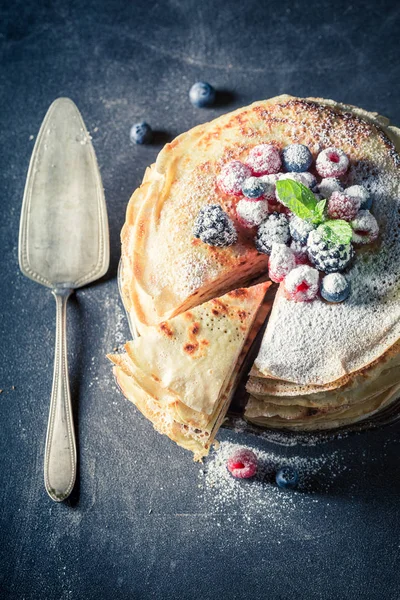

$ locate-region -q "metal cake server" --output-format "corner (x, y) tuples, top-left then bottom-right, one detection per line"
(19, 98), (109, 502)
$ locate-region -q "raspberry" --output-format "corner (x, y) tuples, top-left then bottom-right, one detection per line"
(226, 448), (258, 479)
(282, 144), (313, 173)
(255, 213), (290, 254)
(246, 144), (281, 176)
(327, 191), (360, 221)
(307, 226), (354, 272)
(321, 273), (351, 303)
(316, 147), (349, 178)
(193, 204), (237, 246)
(284, 265), (319, 302)
(217, 160), (252, 196)
(269, 243), (296, 283)
(236, 198), (269, 228)
(346, 185), (372, 210)
(289, 215), (316, 244)
(241, 176), (265, 199)
(259, 173), (279, 201)
(351, 210), (379, 245)
(318, 177), (343, 199)
(290, 240), (309, 264)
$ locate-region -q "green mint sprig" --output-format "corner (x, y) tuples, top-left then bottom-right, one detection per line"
(319, 220), (353, 245)
(275, 179), (352, 245)
(275, 179), (324, 223)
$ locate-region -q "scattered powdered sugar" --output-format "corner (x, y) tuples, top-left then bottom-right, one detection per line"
(199, 439), (347, 532)
(236, 198), (269, 227)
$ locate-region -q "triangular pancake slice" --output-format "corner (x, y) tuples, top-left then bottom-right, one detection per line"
(108, 282), (272, 460)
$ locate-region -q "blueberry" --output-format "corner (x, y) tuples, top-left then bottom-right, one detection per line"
(321, 273), (351, 303)
(130, 121), (153, 144)
(189, 81), (216, 108)
(282, 144), (313, 173)
(276, 466), (299, 490)
(242, 177), (265, 199)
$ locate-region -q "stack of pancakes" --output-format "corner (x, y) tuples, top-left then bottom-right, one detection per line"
(109, 95), (400, 457)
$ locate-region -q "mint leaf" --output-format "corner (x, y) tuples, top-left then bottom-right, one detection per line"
(275, 179), (318, 220)
(311, 199), (326, 224)
(321, 219), (353, 245)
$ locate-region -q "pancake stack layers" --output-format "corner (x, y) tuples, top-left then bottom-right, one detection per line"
(110, 95), (400, 457)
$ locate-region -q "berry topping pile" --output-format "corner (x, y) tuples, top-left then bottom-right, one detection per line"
(193, 143), (381, 303)
(226, 448), (258, 479)
(193, 205), (237, 247)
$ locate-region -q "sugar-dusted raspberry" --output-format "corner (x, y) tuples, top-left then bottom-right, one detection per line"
(227, 448), (258, 479)
(316, 147), (349, 178)
(346, 185), (372, 210)
(318, 177), (344, 199)
(327, 191), (360, 221)
(284, 265), (319, 302)
(351, 210), (379, 245)
(246, 144), (281, 176)
(241, 176), (265, 199)
(269, 243), (296, 283)
(259, 173), (279, 202)
(290, 240), (309, 264)
(236, 198), (269, 228)
(217, 160), (252, 196)
(255, 213), (290, 254)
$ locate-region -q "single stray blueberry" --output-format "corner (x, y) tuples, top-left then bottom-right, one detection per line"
(189, 81), (216, 108)
(130, 121), (153, 144)
(276, 466), (299, 490)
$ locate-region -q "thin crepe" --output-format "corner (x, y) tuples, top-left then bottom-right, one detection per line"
(108, 282), (271, 459)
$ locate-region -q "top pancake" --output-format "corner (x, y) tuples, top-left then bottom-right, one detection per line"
(123, 94), (400, 385)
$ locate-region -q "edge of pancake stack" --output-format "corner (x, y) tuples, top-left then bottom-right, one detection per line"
(109, 94), (400, 457)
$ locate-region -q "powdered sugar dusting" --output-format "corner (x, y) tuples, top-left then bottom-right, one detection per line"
(199, 439), (346, 532)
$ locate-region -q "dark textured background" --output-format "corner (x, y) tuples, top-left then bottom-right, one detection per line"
(1, 1), (400, 598)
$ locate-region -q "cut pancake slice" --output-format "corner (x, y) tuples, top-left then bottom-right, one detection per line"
(108, 282), (272, 460)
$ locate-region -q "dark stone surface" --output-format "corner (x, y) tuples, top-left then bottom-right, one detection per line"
(1, 1), (400, 598)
